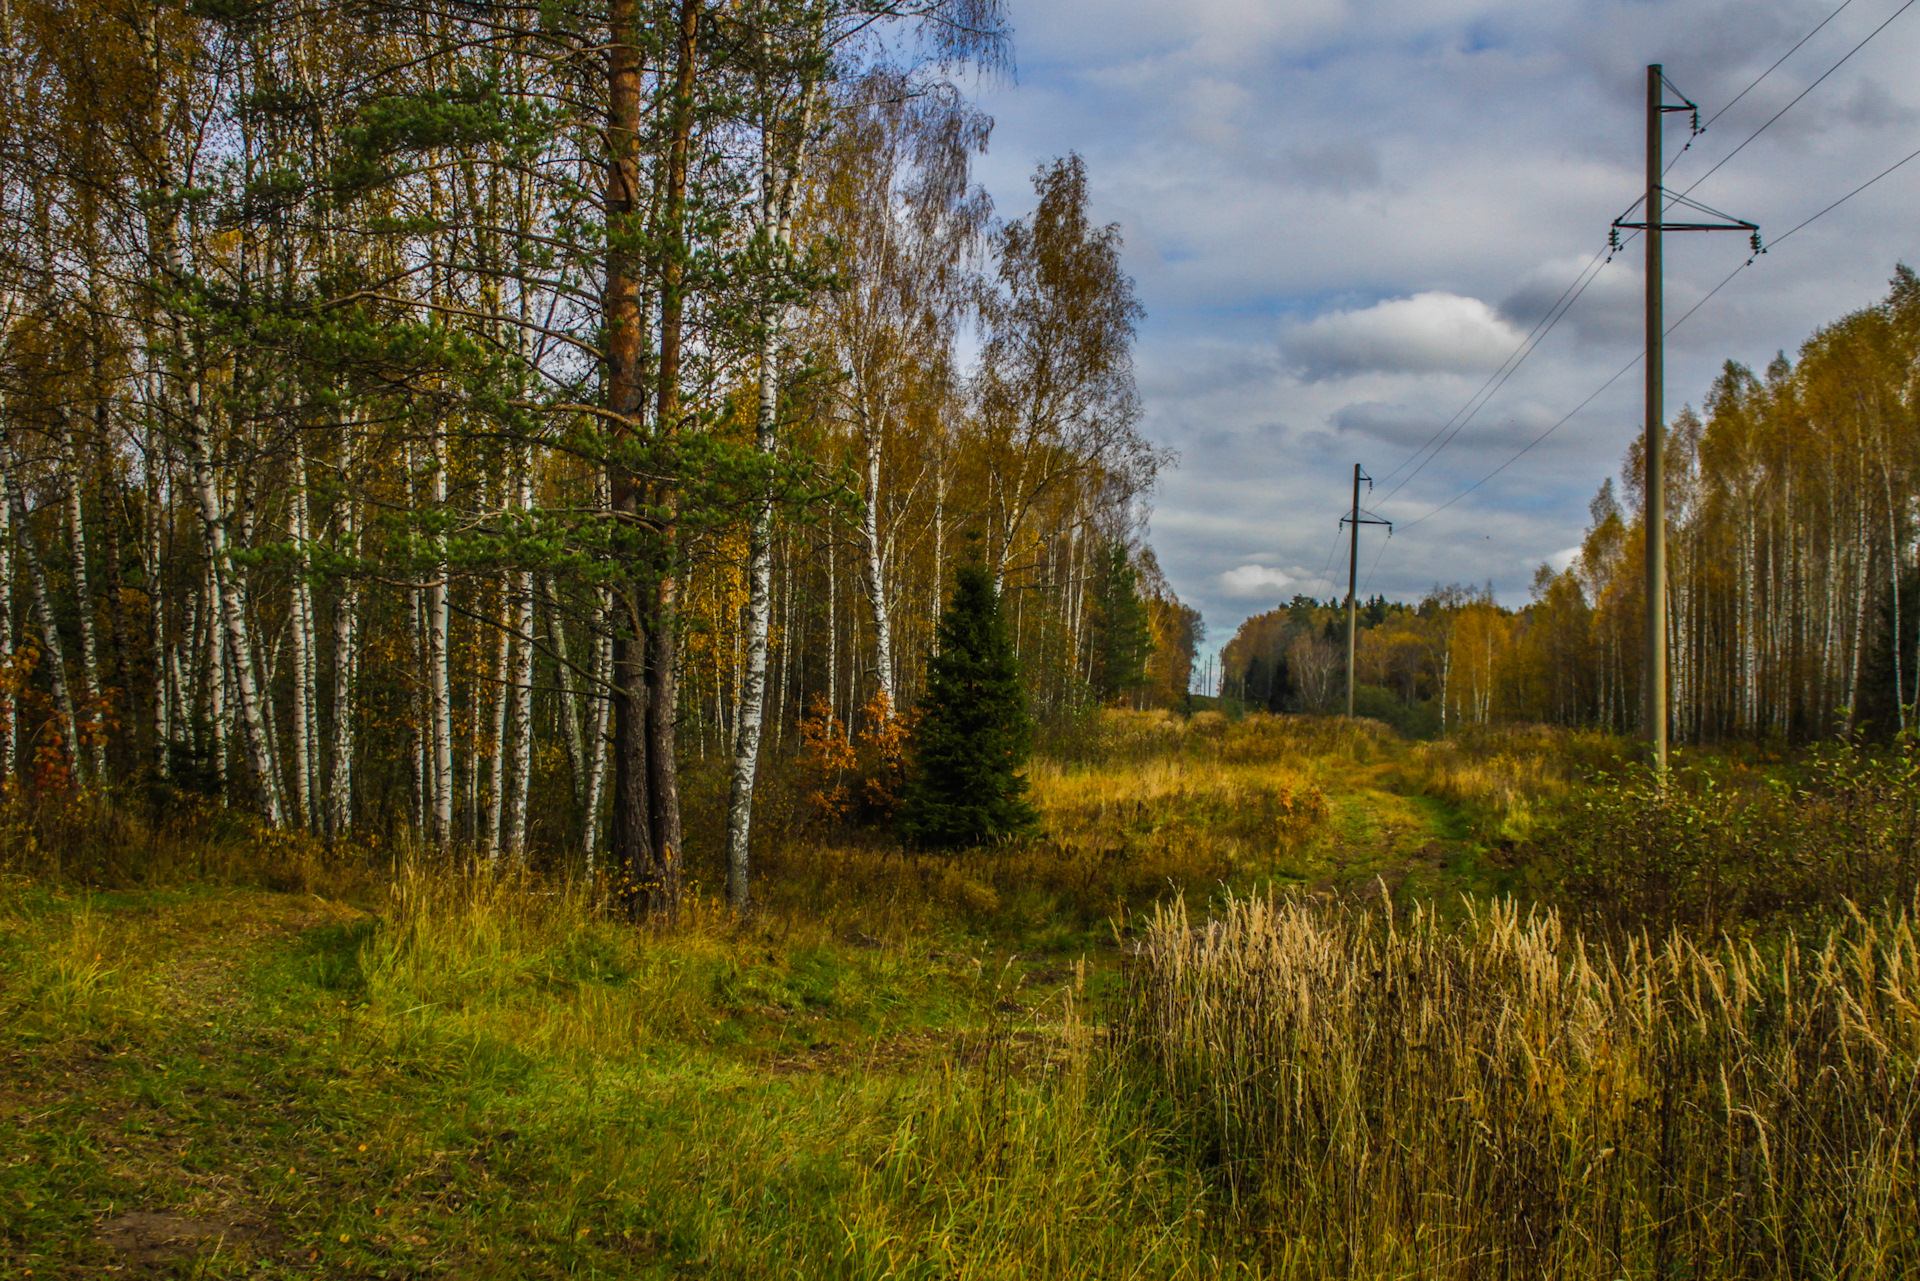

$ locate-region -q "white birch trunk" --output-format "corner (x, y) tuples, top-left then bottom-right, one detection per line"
(859, 426), (896, 711)
(2, 450), (85, 780)
(188, 420), (282, 824)
(426, 445), (454, 844)
(484, 581), (510, 860)
(326, 494), (360, 838)
(145, 460), (169, 776)
(0, 482), (12, 779)
(546, 579), (586, 810)
(723, 79), (822, 910)
(581, 588), (612, 871)
(289, 438), (317, 828)
(506, 461), (535, 861)
(60, 421), (106, 780)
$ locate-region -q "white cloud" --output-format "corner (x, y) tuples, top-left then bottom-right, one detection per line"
(1284, 292), (1525, 380)
(1219, 564), (1297, 598)
(1547, 545), (1582, 573)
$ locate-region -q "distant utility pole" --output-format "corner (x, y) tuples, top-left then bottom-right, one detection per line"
(1612, 64), (1758, 775)
(1341, 464), (1392, 717)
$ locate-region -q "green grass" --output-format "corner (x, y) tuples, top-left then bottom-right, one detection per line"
(0, 878), (1230, 1279)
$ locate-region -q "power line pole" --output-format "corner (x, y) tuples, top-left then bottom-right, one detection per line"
(1645, 65), (1668, 777)
(1341, 464), (1391, 717)
(1612, 64), (1757, 775)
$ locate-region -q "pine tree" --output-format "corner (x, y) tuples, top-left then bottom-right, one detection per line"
(900, 562), (1039, 848)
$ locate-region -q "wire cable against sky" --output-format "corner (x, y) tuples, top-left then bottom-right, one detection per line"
(1399, 138), (1920, 533)
(1306, 2), (1910, 589)
(1372, 243), (1613, 493)
(1311, 521), (1346, 601)
(1359, 527), (1393, 597)
(1701, 0), (1860, 130)
(1661, 0), (1862, 179)
(1675, 0), (1918, 199)
(1663, 139), (1920, 335)
(1373, 247), (1616, 508)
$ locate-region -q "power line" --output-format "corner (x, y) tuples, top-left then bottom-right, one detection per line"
(1374, 246), (1617, 507)
(1306, 5), (1911, 592)
(1311, 522), (1346, 601)
(1369, 1), (1883, 507)
(1398, 354), (1640, 531)
(1373, 243), (1613, 493)
(1700, 0), (1861, 130)
(1399, 137), (1920, 533)
(1675, 0), (1918, 200)
(1359, 527), (1392, 596)
(1660, 138), (1920, 336)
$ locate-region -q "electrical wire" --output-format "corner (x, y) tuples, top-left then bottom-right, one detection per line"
(1359, 527), (1392, 597)
(1377, 0), (1905, 505)
(1305, 0), (1908, 586)
(1374, 246), (1616, 507)
(1701, 0), (1860, 130)
(1675, 0), (1918, 200)
(1373, 243), (1613, 492)
(1398, 137), (1920, 533)
(1311, 521), (1346, 602)
(1397, 354), (1641, 531)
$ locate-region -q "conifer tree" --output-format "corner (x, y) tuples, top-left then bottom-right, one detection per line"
(900, 561), (1038, 848)
(1094, 541), (1151, 703)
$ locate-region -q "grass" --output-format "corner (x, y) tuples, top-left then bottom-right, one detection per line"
(1125, 889), (1920, 1277)
(8, 714), (1920, 1277)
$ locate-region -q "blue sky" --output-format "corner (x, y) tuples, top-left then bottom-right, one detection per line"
(964, 0), (1920, 666)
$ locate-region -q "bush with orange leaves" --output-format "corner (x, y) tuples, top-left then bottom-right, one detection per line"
(793, 691), (914, 834)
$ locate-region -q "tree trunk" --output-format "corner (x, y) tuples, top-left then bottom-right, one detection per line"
(327, 497), (359, 837)
(426, 444), (454, 845)
(188, 412), (282, 823)
(726, 77), (817, 912)
(506, 459), (536, 861)
(60, 420), (106, 781)
(289, 436), (318, 828)
(2, 448), (84, 781)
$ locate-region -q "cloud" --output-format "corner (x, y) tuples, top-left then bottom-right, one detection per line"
(1284, 292), (1524, 380)
(1333, 401), (1431, 448)
(1219, 564), (1297, 597)
(1287, 140), (1383, 194)
(1547, 545), (1582, 573)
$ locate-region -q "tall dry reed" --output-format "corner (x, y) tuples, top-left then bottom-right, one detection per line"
(1123, 891), (1920, 1278)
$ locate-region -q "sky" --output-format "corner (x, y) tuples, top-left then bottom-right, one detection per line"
(963, 0), (1920, 671)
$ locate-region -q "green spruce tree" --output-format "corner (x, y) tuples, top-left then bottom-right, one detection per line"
(900, 562), (1039, 848)
(1094, 541), (1151, 704)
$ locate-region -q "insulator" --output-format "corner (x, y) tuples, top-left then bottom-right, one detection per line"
(1750, 232), (1764, 255)
(1691, 109), (1701, 134)
(1609, 227), (1622, 251)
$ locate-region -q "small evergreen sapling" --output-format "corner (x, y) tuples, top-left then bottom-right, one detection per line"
(900, 562), (1039, 848)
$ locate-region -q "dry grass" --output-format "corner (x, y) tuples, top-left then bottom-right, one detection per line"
(1404, 724), (1630, 842)
(1124, 888), (1920, 1278)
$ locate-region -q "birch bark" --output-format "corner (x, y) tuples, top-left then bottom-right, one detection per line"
(725, 77), (818, 910)
(426, 443), (454, 844)
(2, 449), (85, 780)
(506, 459), (535, 861)
(327, 496), (359, 836)
(59, 420), (106, 780)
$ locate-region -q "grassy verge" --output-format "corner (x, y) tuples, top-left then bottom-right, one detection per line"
(15, 715), (1917, 1278)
